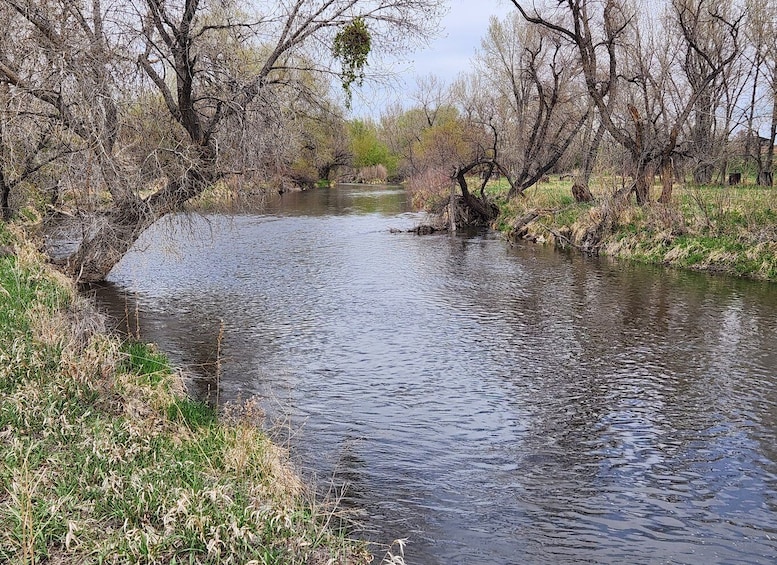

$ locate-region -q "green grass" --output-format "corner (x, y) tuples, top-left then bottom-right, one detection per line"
(482, 175), (777, 282)
(120, 341), (171, 384)
(167, 396), (217, 428)
(0, 224), (371, 564)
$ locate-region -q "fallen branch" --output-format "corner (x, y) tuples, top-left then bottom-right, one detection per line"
(541, 224), (595, 253)
(509, 210), (541, 240)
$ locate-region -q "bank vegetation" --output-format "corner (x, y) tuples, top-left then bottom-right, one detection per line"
(0, 223), (399, 563)
(379, 0), (777, 282)
(2, 0), (777, 285)
(1, 1), (776, 559)
(495, 176), (777, 282)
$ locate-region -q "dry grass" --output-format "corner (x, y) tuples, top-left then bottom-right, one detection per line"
(0, 224), (374, 564)
(492, 175), (777, 281)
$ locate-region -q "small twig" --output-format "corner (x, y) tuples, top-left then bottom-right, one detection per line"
(215, 319), (224, 410)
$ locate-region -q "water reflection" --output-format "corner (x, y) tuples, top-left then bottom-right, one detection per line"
(269, 184), (408, 217)
(94, 184), (777, 564)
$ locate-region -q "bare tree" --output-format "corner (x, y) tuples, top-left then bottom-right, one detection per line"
(0, 83), (74, 219)
(673, 0), (742, 185)
(0, 0), (125, 219)
(379, 102), (420, 178)
(706, 12), (752, 185)
(399, 12), (592, 229)
(743, 0), (777, 186)
(512, 0), (741, 204)
(470, 13), (591, 200)
(0, 0), (444, 281)
(377, 76), (455, 179)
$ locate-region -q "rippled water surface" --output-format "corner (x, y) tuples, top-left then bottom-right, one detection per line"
(95, 185), (777, 564)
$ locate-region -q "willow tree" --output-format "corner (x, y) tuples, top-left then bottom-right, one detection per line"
(0, 0), (443, 281)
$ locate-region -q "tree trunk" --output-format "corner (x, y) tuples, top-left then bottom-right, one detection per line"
(766, 82), (777, 188)
(454, 167), (498, 225)
(0, 169), (10, 221)
(572, 120), (605, 203)
(0, 91), (8, 221)
(756, 136), (769, 186)
(628, 105), (652, 205)
(572, 182), (594, 203)
(60, 165), (215, 281)
(658, 156), (674, 203)
(693, 163), (715, 185)
(691, 89), (715, 185)
(634, 163), (652, 205)
(62, 207), (153, 282)
(717, 159), (728, 186)
(448, 180), (457, 232)
(745, 53), (762, 178)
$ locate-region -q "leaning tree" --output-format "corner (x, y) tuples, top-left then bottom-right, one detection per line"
(0, 0), (444, 281)
(467, 13), (592, 202)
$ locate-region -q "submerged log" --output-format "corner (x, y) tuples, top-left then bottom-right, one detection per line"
(412, 225), (440, 235)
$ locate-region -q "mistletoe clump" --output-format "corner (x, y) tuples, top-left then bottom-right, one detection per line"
(333, 17), (371, 107)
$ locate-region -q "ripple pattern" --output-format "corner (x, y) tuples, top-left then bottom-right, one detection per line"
(95, 186), (777, 564)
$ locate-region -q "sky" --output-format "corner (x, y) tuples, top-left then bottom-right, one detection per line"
(410, 0), (515, 80)
(350, 0), (515, 117)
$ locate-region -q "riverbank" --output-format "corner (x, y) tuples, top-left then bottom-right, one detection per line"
(0, 224), (371, 563)
(492, 179), (777, 283)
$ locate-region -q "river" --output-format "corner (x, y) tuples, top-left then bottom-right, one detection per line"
(93, 184), (777, 564)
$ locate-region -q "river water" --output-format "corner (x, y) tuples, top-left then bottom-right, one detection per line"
(93, 184), (777, 564)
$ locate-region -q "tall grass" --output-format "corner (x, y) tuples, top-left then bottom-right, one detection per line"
(0, 223), (372, 564)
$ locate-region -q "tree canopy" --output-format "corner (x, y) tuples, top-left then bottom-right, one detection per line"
(0, 0), (444, 280)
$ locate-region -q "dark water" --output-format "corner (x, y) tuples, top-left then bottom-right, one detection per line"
(93, 184), (777, 564)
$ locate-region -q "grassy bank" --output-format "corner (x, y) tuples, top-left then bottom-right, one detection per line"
(0, 224), (371, 564)
(491, 178), (777, 282)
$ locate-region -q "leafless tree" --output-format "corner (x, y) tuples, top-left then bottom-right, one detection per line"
(0, 82), (75, 219)
(469, 13), (591, 200)
(674, 0), (742, 185)
(0, 0), (444, 280)
(512, 0), (741, 204)
(742, 0), (777, 185)
(377, 76), (455, 180)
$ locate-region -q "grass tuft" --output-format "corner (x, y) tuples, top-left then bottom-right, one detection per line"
(120, 341), (171, 385)
(167, 397), (217, 429)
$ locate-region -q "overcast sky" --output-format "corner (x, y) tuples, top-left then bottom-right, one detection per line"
(412, 0), (514, 78)
(350, 0), (515, 117)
